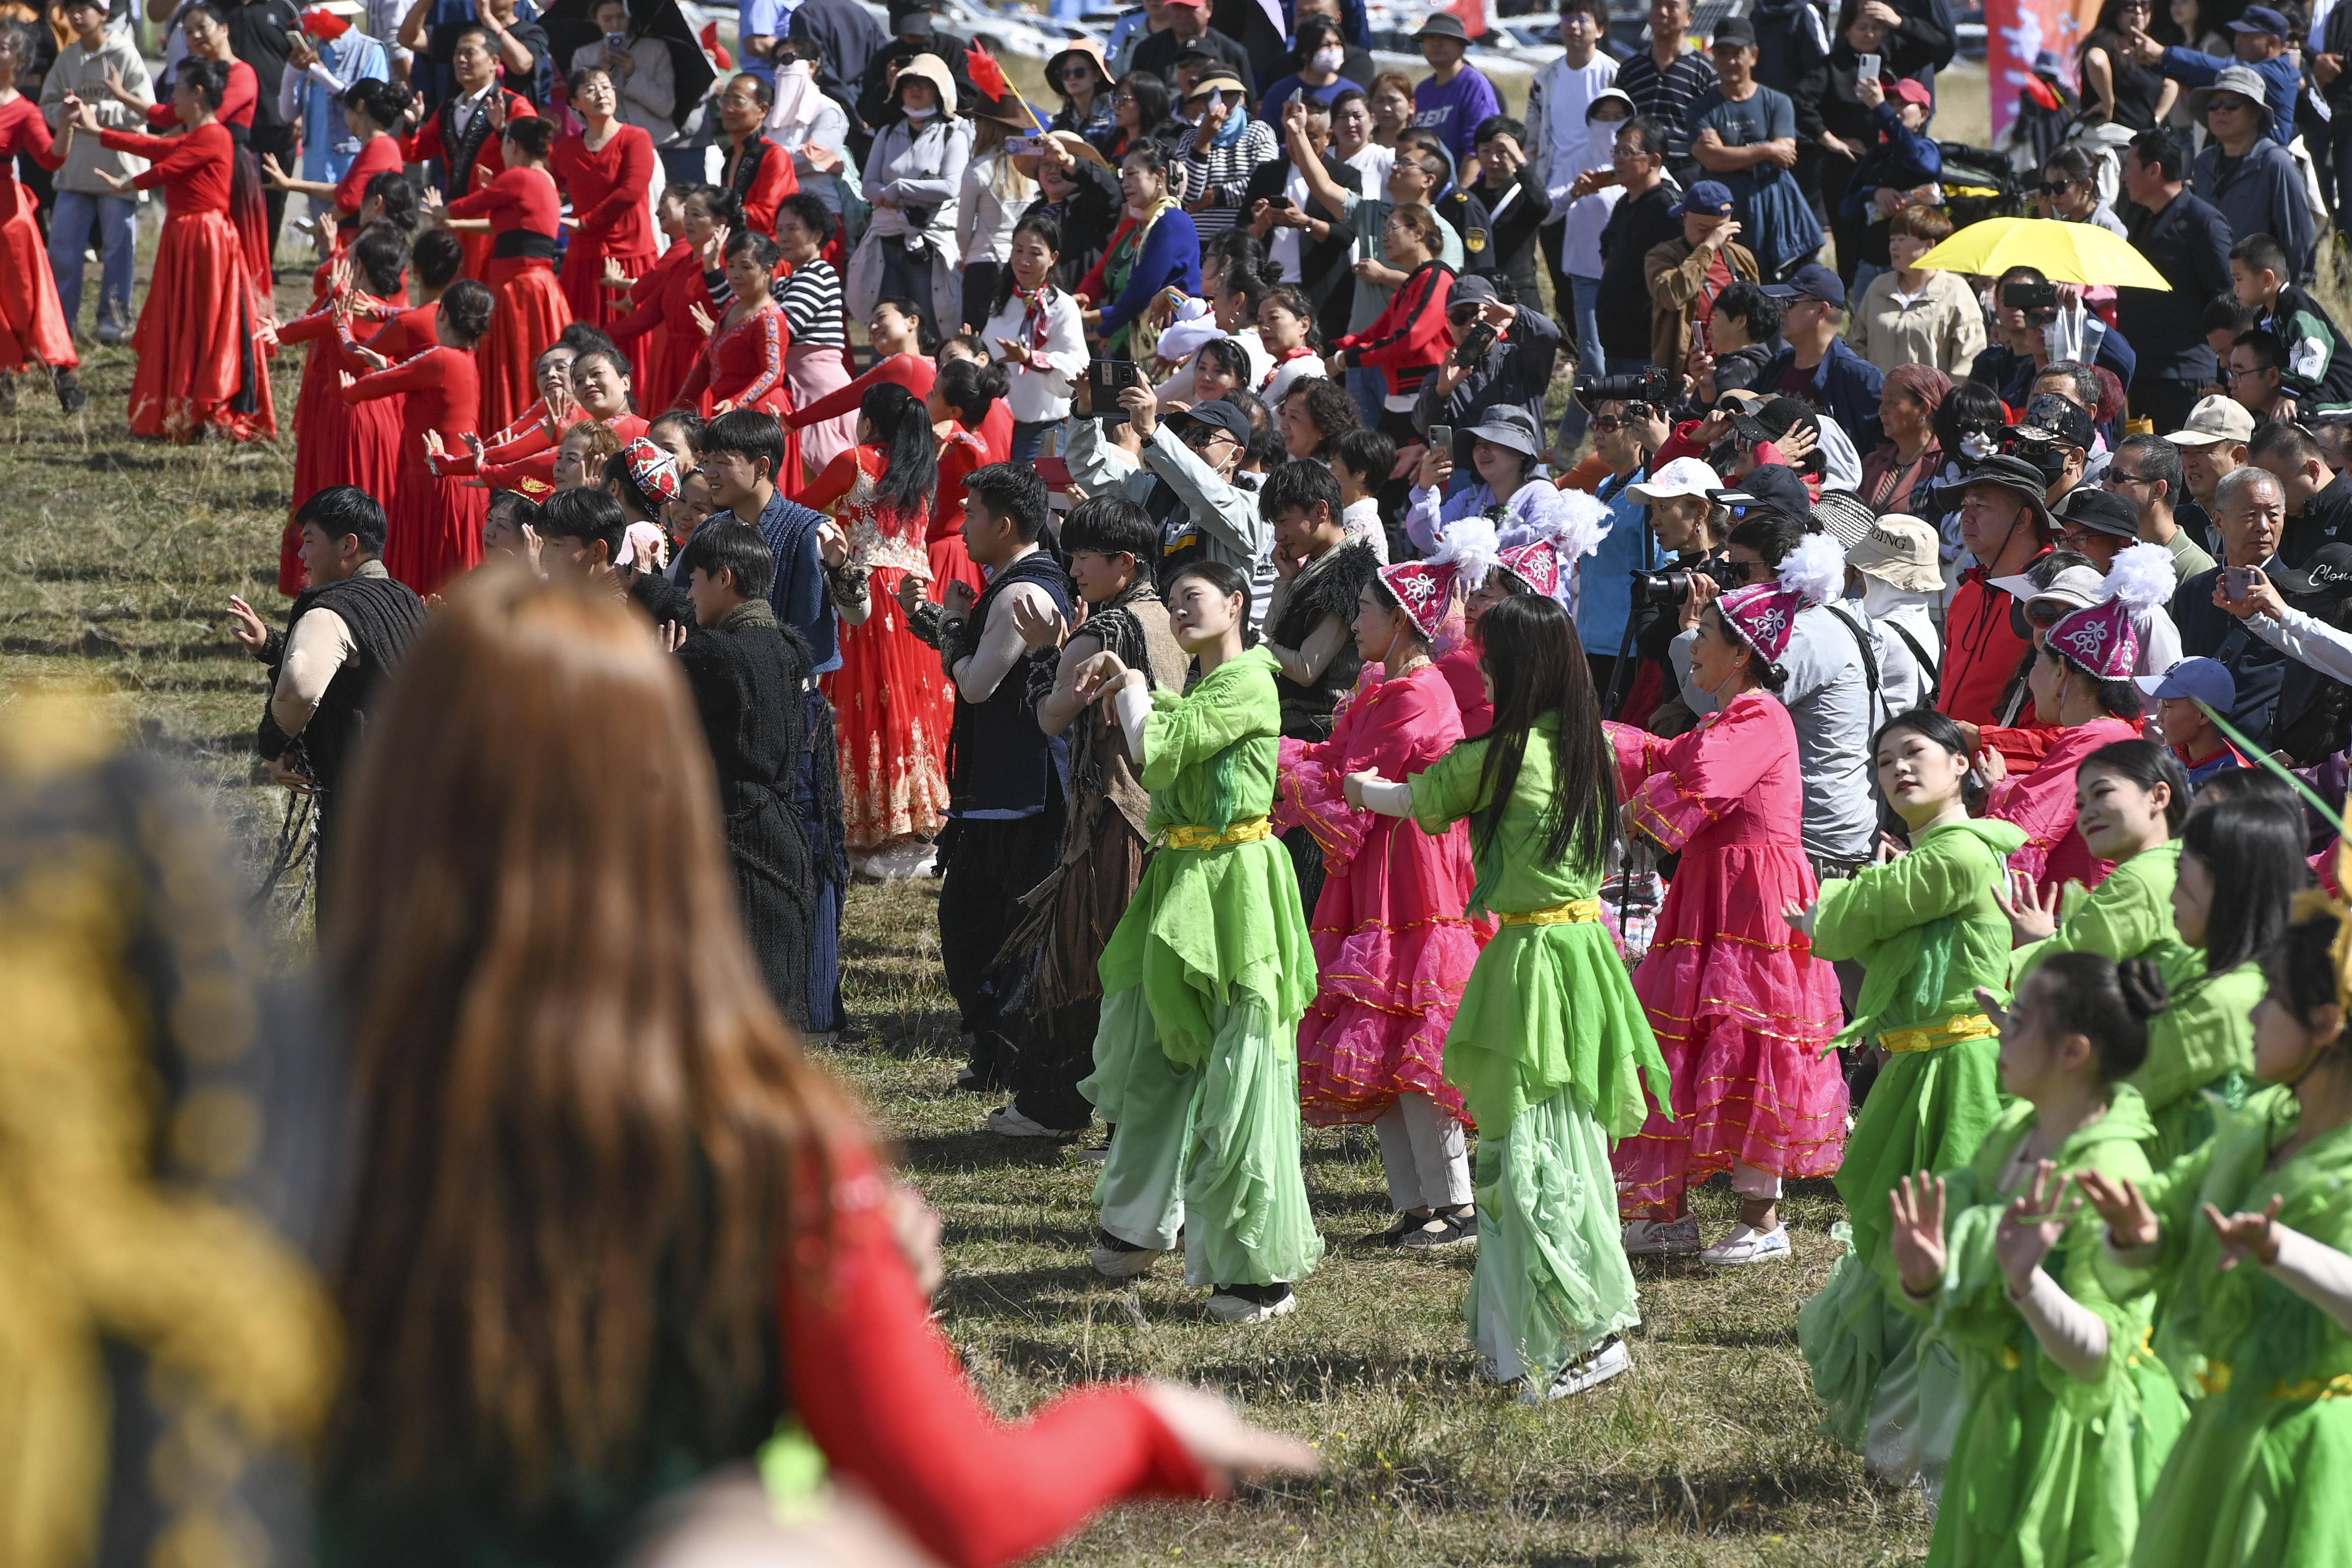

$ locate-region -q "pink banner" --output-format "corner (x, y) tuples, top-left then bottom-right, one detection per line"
(1985, 0), (2106, 140)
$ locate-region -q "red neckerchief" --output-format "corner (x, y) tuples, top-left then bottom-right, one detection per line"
(1012, 284), (1055, 355)
(1258, 345), (1314, 391)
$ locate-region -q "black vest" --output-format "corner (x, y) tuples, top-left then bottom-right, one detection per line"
(1269, 539), (1380, 741)
(264, 571), (428, 796)
(948, 550), (1073, 816)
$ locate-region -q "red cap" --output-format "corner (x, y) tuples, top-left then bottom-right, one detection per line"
(1888, 77), (1932, 109)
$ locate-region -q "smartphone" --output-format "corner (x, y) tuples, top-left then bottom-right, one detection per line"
(1429, 424), (1453, 452)
(1452, 321), (1498, 367)
(1089, 359), (1141, 424)
(1266, 194), (1294, 211)
(1857, 51), (1881, 81)
(285, 25), (307, 49)
(2226, 565), (2259, 601)
(604, 30), (629, 49)
(1005, 134), (1044, 157)
(2003, 281), (2060, 312)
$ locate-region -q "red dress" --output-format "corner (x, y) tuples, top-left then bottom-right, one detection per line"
(804, 445), (955, 850)
(328, 131), (408, 244)
(341, 336), (486, 593)
(928, 405), (1009, 603)
(1435, 644), (1491, 732)
(551, 122), (658, 332)
(449, 164), (572, 436)
(1276, 663), (1493, 1126)
(401, 88), (536, 277)
(607, 236), (711, 413)
(0, 96), (75, 375)
(100, 120), (274, 440)
(721, 132), (798, 235)
(442, 408), (651, 497)
(1608, 692), (1848, 1218)
(151, 60), (271, 300)
(787, 351), (934, 428)
(677, 300), (799, 484)
(277, 274), (406, 592)
(1984, 715), (2140, 898)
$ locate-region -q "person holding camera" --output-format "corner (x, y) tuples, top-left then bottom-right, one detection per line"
(1064, 381), (1270, 610)
(1970, 263), (2137, 410)
(1578, 384), (1677, 709)
(1614, 455), (1735, 733)
(1412, 273), (1560, 471)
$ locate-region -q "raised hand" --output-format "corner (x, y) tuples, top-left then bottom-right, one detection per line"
(1994, 868), (2062, 944)
(1889, 1173), (1949, 1299)
(940, 578), (978, 622)
(1772, 418), (1819, 464)
(1994, 1161), (2081, 1296)
(688, 299), (718, 337)
(2205, 1193), (2287, 1271)
(2075, 1169), (2161, 1252)
(1010, 592), (1068, 652)
(817, 520), (851, 568)
(225, 594), (271, 651)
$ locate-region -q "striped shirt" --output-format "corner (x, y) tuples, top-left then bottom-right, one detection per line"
(1616, 47), (1718, 164)
(1178, 118), (1279, 243)
(775, 258), (847, 350)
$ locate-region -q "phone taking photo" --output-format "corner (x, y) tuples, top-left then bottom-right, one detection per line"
(2226, 565), (2259, 601)
(1857, 51), (1881, 81)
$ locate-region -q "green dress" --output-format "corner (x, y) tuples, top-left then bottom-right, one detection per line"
(1908, 1091), (2187, 1567)
(2131, 960), (2262, 1168)
(1406, 718), (1671, 1383)
(1081, 646), (1325, 1289)
(2101, 1087), (2352, 1568)
(1798, 819), (2025, 1474)
(2011, 840), (2199, 992)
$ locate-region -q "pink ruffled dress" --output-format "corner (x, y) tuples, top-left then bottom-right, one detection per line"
(1276, 663), (1494, 1126)
(1983, 715), (2138, 898)
(1608, 691), (1848, 1219)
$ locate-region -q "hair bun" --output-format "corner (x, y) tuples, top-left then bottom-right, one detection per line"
(2115, 957), (2170, 1023)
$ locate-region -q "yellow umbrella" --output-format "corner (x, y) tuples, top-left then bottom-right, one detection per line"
(1912, 216), (2174, 290)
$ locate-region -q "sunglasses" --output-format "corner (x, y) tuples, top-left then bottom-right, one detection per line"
(1589, 416), (1628, 433)
(2208, 96), (2253, 113)
(2035, 179), (2077, 195)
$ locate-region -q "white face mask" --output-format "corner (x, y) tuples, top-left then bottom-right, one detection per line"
(1860, 575), (1929, 620)
(1310, 44), (1344, 73)
(1588, 116), (1624, 161)
(903, 101), (937, 121)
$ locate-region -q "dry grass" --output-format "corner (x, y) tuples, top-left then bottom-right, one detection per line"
(0, 229), (1934, 1565)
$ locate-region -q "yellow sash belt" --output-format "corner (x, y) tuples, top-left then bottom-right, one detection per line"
(1880, 1012), (1999, 1054)
(1498, 899), (1602, 927)
(1163, 815), (1272, 851)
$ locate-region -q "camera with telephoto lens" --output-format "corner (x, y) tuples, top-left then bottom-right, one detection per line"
(1631, 556), (1743, 607)
(1575, 370), (1676, 411)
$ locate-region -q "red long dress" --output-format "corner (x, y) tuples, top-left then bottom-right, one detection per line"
(803, 445), (954, 851)
(606, 236), (710, 413)
(677, 299), (799, 485)
(720, 132), (797, 235)
(448, 164), (571, 436)
(99, 120), (274, 440)
(1607, 692), (1848, 1219)
(277, 273), (406, 592)
(440, 408), (651, 497)
(150, 59), (271, 300)
(927, 402), (1010, 603)
(400, 87), (536, 277)
(341, 331), (486, 592)
(0, 96), (76, 375)
(328, 131), (408, 244)
(551, 122), (658, 332)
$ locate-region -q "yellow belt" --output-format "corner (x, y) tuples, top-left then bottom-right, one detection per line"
(2200, 1362), (2352, 1401)
(1498, 899), (1602, 927)
(1880, 1012), (2000, 1054)
(1163, 815), (1272, 851)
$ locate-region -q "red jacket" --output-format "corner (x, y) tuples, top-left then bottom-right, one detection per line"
(1936, 550), (2051, 727)
(1330, 260), (1455, 399)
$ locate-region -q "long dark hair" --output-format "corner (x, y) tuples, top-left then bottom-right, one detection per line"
(860, 381), (938, 522)
(1472, 595), (1616, 869)
(2182, 794), (2310, 972)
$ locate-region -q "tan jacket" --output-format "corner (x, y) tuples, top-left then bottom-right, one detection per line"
(1643, 235), (1760, 379)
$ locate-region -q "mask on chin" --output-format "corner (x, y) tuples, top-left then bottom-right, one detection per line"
(903, 102), (937, 122)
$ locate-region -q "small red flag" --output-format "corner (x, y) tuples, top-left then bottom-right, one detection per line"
(964, 40), (1011, 105)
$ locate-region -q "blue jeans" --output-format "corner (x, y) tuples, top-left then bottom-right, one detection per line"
(1011, 417), (1056, 467)
(1557, 273), (1607, 447)
(48, 189), (137, 338)
(1345, 365), (1387, 428)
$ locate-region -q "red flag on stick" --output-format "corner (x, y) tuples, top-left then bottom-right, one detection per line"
(964, 40), (1012, 104)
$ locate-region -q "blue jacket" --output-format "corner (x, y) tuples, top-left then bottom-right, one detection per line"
(2161, 47), (2297, 147)
(2191, 134), (2315, 282)
(298, 32), (388, 181)
(1758, 337), (1888, 451)
(1098, 207), (1202, 342)
(1838, 101), (1943, 225)
(1579, 466), (1667, 661)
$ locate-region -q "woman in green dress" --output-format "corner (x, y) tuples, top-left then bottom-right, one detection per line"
(2080, 900), (2352, 1568)
(1886, 950), (2186, 1567)
(2135, 794), (2307, 1166)
(2003, 739), (2196, 995)
(1071, 558), (1325, 1324)
(1348, 595), (1670, 1403)
(1790, 710), (2026, 1481)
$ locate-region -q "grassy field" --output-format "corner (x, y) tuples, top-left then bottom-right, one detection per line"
(2, 172), (1943, 1561)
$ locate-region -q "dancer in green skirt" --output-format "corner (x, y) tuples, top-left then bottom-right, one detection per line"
(1349, 595), (1671, 1402)
(1887, 950), (2185, 1567)
(1790, 710), (2025, 1481)
(2133, 794), (2305, 1166)
(2081, 894), (2352, 1568)
(1071, 559), (1326, 1324)
(2003, 739), (2196, 993)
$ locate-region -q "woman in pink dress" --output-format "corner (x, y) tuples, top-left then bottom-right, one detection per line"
(1608, 537), (1849, 1264)
(551, 64), (658, 333)
(1279, 552), (1493, 1248)
(799, 379), (955, 875)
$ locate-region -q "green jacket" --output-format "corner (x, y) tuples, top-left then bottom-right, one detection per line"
(1811, 818), (2028, 1051)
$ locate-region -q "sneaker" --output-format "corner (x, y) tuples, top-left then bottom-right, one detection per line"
(1622, 1216), (1702, 1257)
(985, 1103), (1080, 1139)
(96, 323), (122, 348)
(53, 367), (85, 415)
(1089, 1228), (1162, 1279)
(1700, 1223), (1793, 1266)
(1399, 1211), (1477, 1251)
(1521, 1336), (1632, 1404)
(1205, 1282), (1296, 1323)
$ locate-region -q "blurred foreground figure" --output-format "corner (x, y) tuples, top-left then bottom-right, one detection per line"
(318, 567), (1319, 1568)
(0, 689), (339, 1568)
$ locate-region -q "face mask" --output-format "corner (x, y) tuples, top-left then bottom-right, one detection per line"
(1959, 431), (1997, 462)
(903, 102), (937, 121)
(1311, 45), (1344, 73)
(1588, 117), (1623, 161)
(1860, 576), (1925, 620)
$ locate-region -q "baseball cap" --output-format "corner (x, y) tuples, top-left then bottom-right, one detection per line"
(1710, 14), (1757, 46)
(2018, 393), (2095, 452)
(1888, 77), (1932, 109)
(1166, 398), (1251, 446)
(2229, 4), (2289, 34)
(1447, 273), (1501, 310)
(1762, 263), (1846, 310)
(2273, 541), (2352, 599)
(1670, 180), (1736, 218)
(1464, 405), (1545, 459)
(1844, 512), (1942, 594)
(1714, 463), (1813, 521)
(2135, 655), (2236, 708)
(2054, 485), (2141, 539)
(2164, 393), (2257, 448)
(1626, 455), (1725, 503)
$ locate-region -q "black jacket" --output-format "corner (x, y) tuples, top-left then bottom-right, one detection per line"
(1415, 306), (1564, 467)
(1244, 153), (1361, 330)
(2172, 560), (2291, 748)
(1435, 183), (1496, 280)
(790, 0), (887, 129)
(218, 0), (302, 126)
(1130, 23), (1255, 96)
(1022, 158), (1123, 293)
(2118, 189), (2234, 383)
(1597, 182), (1679, 362)
(1465, 163), (1555, 305)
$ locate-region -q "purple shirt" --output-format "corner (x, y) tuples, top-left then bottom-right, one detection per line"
(1412, 66), (1503, 167)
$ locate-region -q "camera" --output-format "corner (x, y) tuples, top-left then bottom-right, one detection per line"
(2001, 281), (2060, 313)
(1575, 370), (1675, 411)
(1630, 557), (1742, 607)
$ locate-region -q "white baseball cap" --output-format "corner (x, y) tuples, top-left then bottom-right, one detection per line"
(1626, 456), (1724, 503)
(2164, 393), (2257, 448)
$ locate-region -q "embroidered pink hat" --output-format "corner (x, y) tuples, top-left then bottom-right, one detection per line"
(1493, 490), (1610, 603)
(1496, 538), (1562, 598)
(2044, 542), (2174, 680)
(1716, 532), (1846, 667)
(1376, 558), (1460, 641)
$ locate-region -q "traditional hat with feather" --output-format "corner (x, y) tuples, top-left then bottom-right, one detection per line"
(1717, 533), (1846, 667)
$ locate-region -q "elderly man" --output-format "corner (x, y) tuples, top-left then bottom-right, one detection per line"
(2174, 464), (2293, 745)
(2166, 392), (2254, 544)
(2103, 432), (2220, 585)
(1937, 453), (2057, 725)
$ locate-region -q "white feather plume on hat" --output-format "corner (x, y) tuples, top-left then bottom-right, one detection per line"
(1429, 513), (1502, 590)
(1777, 532), (1847, 607)
(2101, 541), (2176, 612)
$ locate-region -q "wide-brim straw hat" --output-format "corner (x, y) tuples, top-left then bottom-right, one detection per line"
(1011, 128), (1110, 178)
(1045, 37), (1114, 95)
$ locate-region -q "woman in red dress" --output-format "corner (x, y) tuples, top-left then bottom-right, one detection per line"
(0, 20), (80, 413)
(925, 354), (1011, 603)
(440, 342), (649, 494)
(609, 184), (724, 413)
(716, 69), (797, 234)
(339, 278), (496, 593)
(159, 4), (273, 298)
(261, 77), (412, 251)
(675, 231), (799, 477)
(785, 294), (932, 453)
(435, 113), (570, 436)
(801, 380), (955, 874)
(277, 223), (410, 592)
(73, 60), (273, 440)
(551, 65), (658, 334)
(397, 26), (536, 279)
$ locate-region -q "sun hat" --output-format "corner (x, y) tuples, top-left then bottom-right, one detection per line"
(1626, 456), (1724, 503)
(1843, 513), (1943, 595)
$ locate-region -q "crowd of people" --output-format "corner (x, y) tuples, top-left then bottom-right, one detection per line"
(17, 0), (2352, 1561)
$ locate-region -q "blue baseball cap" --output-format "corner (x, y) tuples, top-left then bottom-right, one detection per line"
(2135, 656), (2236, 709)
(1762, 263), (1847, 309)
(1670, 180), (1735, 218)
(2229, 5), (2289, 34)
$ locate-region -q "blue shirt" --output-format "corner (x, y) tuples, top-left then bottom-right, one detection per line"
(1578, 467), (1666, 660)
(300, 32), (388, 181)
(739, 0), (796, 83)
(755, 492), (840, 673)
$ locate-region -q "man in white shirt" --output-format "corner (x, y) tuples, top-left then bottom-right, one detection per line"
(1526, 0), (1618, 377)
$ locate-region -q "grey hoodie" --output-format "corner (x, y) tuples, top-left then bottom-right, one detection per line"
(39, 29), (155, 195)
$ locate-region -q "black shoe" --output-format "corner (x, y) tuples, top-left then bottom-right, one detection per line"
(1361, 1211), (1424, 1247)
(53, 367), (84, 415)
(1399, 1210), (1477, 1251)
(954, 1065), (1003, 1094)
(0, 373), (17, 414)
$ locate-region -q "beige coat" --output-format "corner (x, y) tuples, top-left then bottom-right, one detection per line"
(1848, 268), (1989, 378)
(1643, 235), (1760, 379)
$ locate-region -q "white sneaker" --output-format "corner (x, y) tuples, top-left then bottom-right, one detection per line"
(1622, 1215), (1702, 1256)
(1701, 1223), (1793, 1266)
(1089, 1231), (1163, 1279)
(1205, 1285), (1297, 1323)
(1521, 1336), (1632, 1404)
(985, 1103), (1079, 1139)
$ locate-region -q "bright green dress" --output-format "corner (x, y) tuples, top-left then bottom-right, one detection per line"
(2011, 840), (2200, 993)
(1908, 1090), (2187, 1567)
(2131, 960), (2262, 1168)
(1797, 819), (2024, 1473)
(1082, 646), (1325, 1288)
(1406, 718), (1671, 1383)
(2102, 1087), (2352, 1568)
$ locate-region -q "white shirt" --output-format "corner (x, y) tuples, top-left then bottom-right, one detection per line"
(1529, 52), (1619, 209)
(1258, 350), (1325, 404)
(1343, 141), (1393, 191)
(1269, 163), (1313, 285)
(981, 286), (1089, 423)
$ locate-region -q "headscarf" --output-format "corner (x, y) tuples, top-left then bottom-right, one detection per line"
(1883, 363), (1953, 419)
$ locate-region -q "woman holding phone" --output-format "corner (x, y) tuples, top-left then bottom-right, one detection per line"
(982, 214), (1086, 465)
